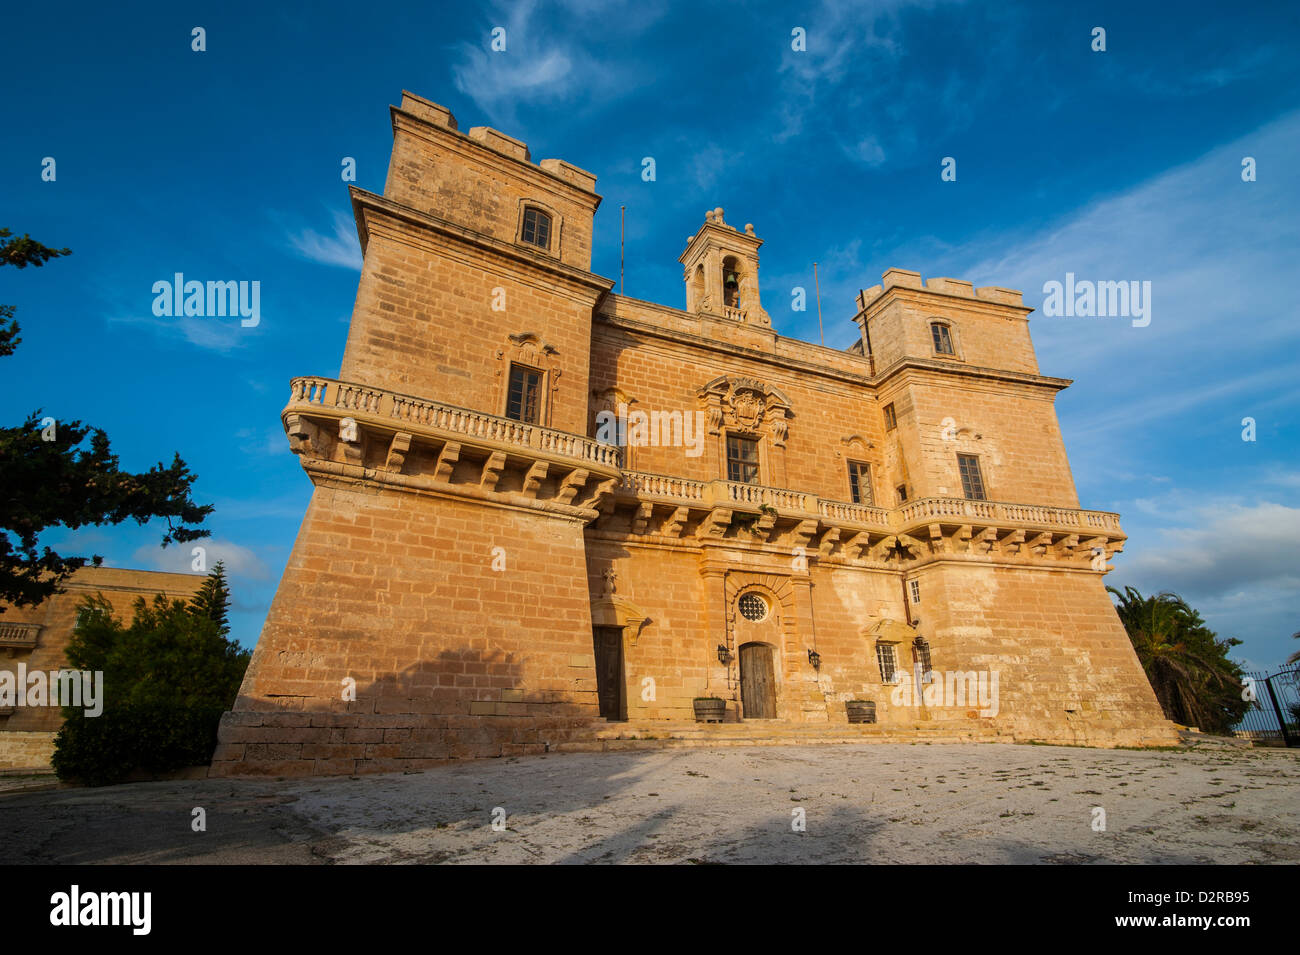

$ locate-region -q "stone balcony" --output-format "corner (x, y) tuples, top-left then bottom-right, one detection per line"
(613, 470), (1123, 567)
(280, 376), (1123, 567)
(0, 623), (41, 657)
(285, 377), (621, 473)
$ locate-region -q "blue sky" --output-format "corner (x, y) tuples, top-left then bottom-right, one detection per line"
(3, 0), (1298, 669)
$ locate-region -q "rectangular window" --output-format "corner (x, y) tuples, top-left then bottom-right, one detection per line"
(931, 323), (955, 355)
(883, 402), (897, 431)
(521, 208), (551, 249)
(896, 484), (908, 503)
(726, 434), (760, 484)
(909, 579), (921, 604)
(957, 453), (986, 500)
(847, 461), (873, 505)
(506, 364), (543, 423)
(876, 644), (898, 683)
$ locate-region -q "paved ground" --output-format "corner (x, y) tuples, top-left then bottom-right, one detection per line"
(2, 742), (1298, 864)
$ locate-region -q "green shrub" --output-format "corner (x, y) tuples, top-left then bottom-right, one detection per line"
(52, 702), (229, 786)
(52, 562), (249, 785)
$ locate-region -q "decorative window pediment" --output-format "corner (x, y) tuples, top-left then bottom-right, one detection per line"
(696, 375), (793, 446)
(495, 333), (561, 424)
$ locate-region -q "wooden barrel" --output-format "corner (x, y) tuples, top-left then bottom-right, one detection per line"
(693, 698), (727, 723)
(846, 700), (877, 724)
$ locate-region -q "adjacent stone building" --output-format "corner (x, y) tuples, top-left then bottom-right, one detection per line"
(212, 91), (1177, 777)
(0, 566), (204, 769)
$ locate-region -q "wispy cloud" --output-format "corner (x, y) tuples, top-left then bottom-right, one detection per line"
(288, 209), (362, 270)
(774, 0), (976, 158)
(105, 310), (249, 353)
(450, 0), (662, 129)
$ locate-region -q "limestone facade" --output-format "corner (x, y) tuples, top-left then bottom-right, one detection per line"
(212, 91), (1177, 777)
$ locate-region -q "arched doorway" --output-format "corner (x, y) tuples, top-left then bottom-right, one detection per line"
(739, 642), (777, 719)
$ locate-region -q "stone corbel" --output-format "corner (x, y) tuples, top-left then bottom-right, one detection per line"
(896, 533), (924, 559)
(869, 535), (897, 562)
(697, 507), (732, 538)
(997, 529), (1026, 556)
(480, 451), (507, 491)
(927, 523), (946, 554)
(587, 477), (619, 514)
(842, 531), (871, 560)
(663, 506), (690, 537)
(1026, 532), (1052, 556)
(285, 413), (315, 456)
(433, 442), (460, 483)
(1052, 534), (1080, 559)
(384, 431), (412, 473)
(972, 526), (998, 554)
(521, 461), (549, 498)
(339, 417), (363, 465)
(556, 469), (590, 505)
(631, 501), (653, 535)
(768, 408), (790, 448)
(818, 526), (840, 557)
(696, 386), (726, 435)
(954, 524), (973, 554)
(791, 519), (819, 550)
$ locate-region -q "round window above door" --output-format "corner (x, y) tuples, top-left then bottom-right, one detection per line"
(738, 592), (769, 622)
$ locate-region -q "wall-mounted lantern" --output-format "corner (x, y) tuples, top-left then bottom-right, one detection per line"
(807, 648), (822, 669)
(717, 644), (734, 665)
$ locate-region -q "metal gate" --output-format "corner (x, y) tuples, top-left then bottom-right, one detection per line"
(1234, 665), (1300, 747)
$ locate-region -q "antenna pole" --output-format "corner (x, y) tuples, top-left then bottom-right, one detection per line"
(813, 261), (825, 347)
(620, 205), (626, 296)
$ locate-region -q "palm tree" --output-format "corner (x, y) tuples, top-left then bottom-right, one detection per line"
(1287, 630), (1300, 666)
(1108, 586), (1249, 734)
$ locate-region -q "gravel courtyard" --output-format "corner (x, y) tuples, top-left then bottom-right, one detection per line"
(3, 742), (1298, 864)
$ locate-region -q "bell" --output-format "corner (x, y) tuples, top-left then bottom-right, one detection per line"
(725, 272), (739, 285)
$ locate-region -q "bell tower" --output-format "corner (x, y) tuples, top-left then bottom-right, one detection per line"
(680, 208), (771, 328)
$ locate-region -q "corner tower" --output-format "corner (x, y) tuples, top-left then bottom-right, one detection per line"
(212, 92), (619, 776)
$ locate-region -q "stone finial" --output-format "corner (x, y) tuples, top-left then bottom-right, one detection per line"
(714, 207), (725, 223)
(744, 223), (755, 235)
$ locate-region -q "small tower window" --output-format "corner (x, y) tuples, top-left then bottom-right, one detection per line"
(931, 322), (955, 356)
(957, 453), (986, 500)
(506, 364), (543, 423)
(896, 483), (908, 503)
(521, 208), (551, 249)
(883, 402), (897, 431)
(847, 461), (873, 505)
(909, 579), (921, 604)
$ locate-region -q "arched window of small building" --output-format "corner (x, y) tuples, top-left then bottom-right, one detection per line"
(930, 321), (955, 356)
(521, 207), (552, 250)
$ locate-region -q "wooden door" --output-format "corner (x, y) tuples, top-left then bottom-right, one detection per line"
(739, 643), (776, 719)
(592, 626), (626, 721)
